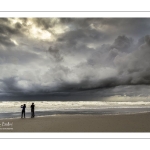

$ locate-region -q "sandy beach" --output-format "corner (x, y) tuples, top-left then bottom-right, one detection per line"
(1, 112), (150, 132)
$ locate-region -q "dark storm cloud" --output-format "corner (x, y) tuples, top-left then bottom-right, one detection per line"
(1, 18), (150, 100)
(0, 46), (41, 65)
(111, 35), (134, 52)
(48, 46), (63, 62)
(53, 34), (150, 93)
(0, 76), (41, 94)
(92, 18), (150, 37)
(0, 34), (16, 46)
(32, 18), (59, 29)
(31, 18), (92, 30)
(32, 18), (150, 41)
(58, 18), (150, 37)
(85, 35), (134, 69)
(0, 77), (22, 93)
(57, 28), (108, 45)
(115, 35), (150, 85)
(0, 23), (20, 35)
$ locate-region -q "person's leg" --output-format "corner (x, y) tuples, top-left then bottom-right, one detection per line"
(22, 110), (24, 118)
(24, 111), (25, 118)
(31, 110), (33, 118)
(33, 110), (35, 117)
(21, 110), (23, 118)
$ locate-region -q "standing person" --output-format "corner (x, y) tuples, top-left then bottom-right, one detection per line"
(21, 104), (26, 118)
(31, 103), (35, 118)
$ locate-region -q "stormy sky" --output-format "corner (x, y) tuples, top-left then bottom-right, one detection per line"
(1, 18), (150, 101)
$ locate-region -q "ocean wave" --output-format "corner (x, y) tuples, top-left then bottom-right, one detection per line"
(1, 101), (150, 113)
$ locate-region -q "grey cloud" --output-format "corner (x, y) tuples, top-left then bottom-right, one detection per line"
(15, 22), (22, 29)
(2, 34), (149, 96)
(0, 77), (21, 92)
(31, 18), (60, 29)
(115, 35), (150, 85)
(145, 35), (150, 45)
(0, 46), (41, 65)
(59, 18), (150, 38)
(86, 35), (134, 68)
(1, 18), (150, 100)
(48, 46), (63, 62)
(0, 18), (10, 23)
(0, 34), (16, 46)
(58, 34), (150, 93)
(2, 18), (150, 42)
(111, 35), (134, 52)
(0, 23), (20, 36)
(57, 28), (109, 45)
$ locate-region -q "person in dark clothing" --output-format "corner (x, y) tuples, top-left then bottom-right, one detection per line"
(31, 103), (35, 118)
(21, 104), (26, 118)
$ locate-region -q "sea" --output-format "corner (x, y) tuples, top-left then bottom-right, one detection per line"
(1, 100), (150, 119)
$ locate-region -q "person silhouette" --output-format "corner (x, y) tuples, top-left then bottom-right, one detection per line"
(31, 103), (35, 118)
(21, 104), (26, 118)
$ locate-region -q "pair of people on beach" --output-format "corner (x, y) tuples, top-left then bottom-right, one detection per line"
(21, 103), (35, 118)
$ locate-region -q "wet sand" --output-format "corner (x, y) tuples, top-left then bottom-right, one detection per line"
(1, 112), (150, 132)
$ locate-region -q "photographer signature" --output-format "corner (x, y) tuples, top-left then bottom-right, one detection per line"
(0, 122), (13, 127)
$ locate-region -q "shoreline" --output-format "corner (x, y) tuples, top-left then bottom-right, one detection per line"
(1, 112), (150, 132)
(1, 110), (150, 120)
(1, 107), (150, 120)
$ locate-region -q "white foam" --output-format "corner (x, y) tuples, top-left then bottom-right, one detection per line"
(1, 101), (150, 113)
